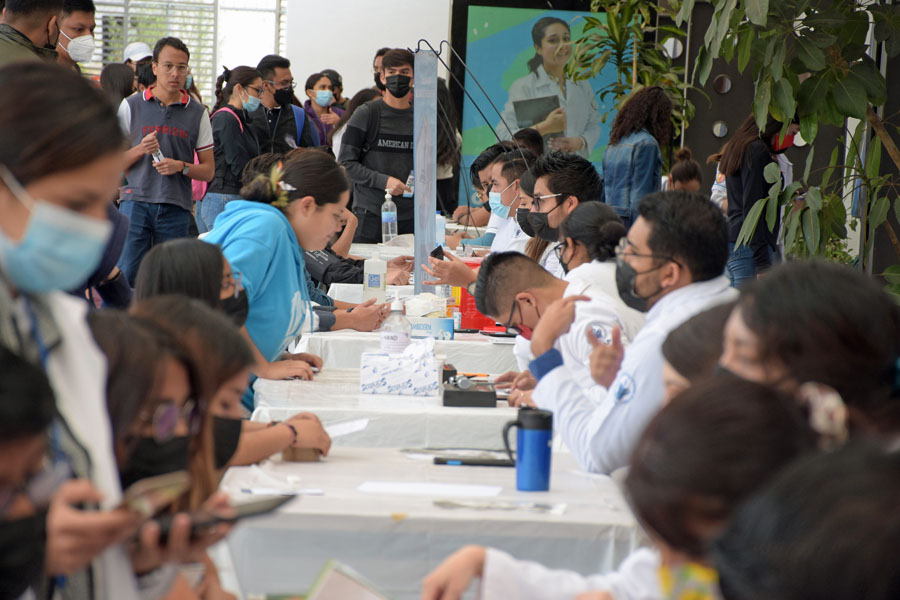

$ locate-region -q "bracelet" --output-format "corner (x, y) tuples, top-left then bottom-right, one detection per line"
(283, 422), (298, 446)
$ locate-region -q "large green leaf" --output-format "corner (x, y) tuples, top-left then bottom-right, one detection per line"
(795, 36), (827, 71)
(753, 76), (773, 131)
(694, 45), (714, 85)
(832, 74), (869, 120)
(783, 208), (802, 253)
(711, 0), (739, 59)
(803, 146), (816, 184)
(805, 187), (823, 211)
(766, 190), (779, 232)
(799, 112), (819, 144)
(821, 146), (840, 190)
(744, 0), (770, 26)
(737, 27), (754, 72)
(869, 196), (890, 231)
(675, 0), (696, 26)
(866, 137), (883, 181)
(802, 209), (821, 254)
(773, 78), (796, 123)
(735, 198), (768, 249)
(881, 265), (900, 285)
(764, 161), (782, 184)
(797, 71), (832, 116)
(770, 40), (786, 82)
(850, 59), (887, 105)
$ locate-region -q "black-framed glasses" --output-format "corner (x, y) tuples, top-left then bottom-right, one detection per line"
(615, 238), (681, 267)
(533, 192), (563, 212)
(503, 297), (527, 336)
(245, 85), (263, 97)
(265, 79), (296, 90)
(150, 399), (201, 444)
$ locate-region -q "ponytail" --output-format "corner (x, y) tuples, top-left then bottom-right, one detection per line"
(670, 147), (703, 185)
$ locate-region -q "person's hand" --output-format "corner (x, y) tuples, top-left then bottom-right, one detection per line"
(130, 492), (234, 574)
(257, 358), (315, 381)
(493, 371), (536, 392)
(284, 352), (323, 370)
(587, 325), (623, 388)
(547, 136), (585, 153)
(45, 479), (143, 576)
(538, 108), (566, 135)
(386, 176), (411, 196)
(445, 232), (470, 250)
(422, 253), (476, 287)
(346, 299), (389, 332)
(388, 255), (414, 272)
(529, 295), (590, 356)
(139, 131), (160, 155)
(451, 206), (468, 222)
(493, 371), (520, 390)
(576, 592), (614, 600)
(507, 389), (535, 408)
(286, 415), (331, 456)
(320, 110), (340, 126)
(196, 553), (238, 600)
(421, 545), (486, 600)
(387, 268), (410, 285)
(154, 158), (184, 176)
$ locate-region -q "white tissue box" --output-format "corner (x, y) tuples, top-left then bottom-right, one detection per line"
(407, 317), (455, 340)
(360, 339), (442, 397)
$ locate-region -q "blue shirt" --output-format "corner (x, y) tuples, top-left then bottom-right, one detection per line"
(602, 129), (662, 223)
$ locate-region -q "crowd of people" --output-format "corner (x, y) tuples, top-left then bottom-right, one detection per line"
(0, 0), (898, 599)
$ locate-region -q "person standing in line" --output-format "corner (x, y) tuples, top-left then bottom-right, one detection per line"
(321, 68), (348, 110)
(55, 0), (94, 72)
(372, 46), (390, 94)
(303, 71), (345, 150)
(250, 54), (317, 154)
(0, 0), (63, 68)
(116, 37), (214, 285)
(339, 48), (415, 243)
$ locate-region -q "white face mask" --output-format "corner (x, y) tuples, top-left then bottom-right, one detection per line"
(59, 30), (95, 63)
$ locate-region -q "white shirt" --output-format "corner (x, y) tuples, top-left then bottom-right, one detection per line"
(482, 547), (662, 600)
(532, 276), (737, 474)
(539, 243), (565, 278)
(564, 260), (645, 343)
(497, 65), (604, 159)
(490, 217), (530, 254)
(485, 212), (504, 235)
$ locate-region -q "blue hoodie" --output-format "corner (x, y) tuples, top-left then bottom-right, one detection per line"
(204, 201), (313, 408)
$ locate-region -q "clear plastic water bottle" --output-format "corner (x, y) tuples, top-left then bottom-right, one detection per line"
(380, 299), (412, 354)
(435, 211), (446, 248)
(381, 189), (398, 243)
(362, 252), (386, 304)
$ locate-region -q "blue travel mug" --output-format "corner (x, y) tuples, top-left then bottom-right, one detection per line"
(502, 407), (553, 491)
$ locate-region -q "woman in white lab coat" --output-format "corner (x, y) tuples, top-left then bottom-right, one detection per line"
(497, 17), (604, 159)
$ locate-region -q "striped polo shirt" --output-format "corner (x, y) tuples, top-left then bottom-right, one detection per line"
(118, 87), (213, 211)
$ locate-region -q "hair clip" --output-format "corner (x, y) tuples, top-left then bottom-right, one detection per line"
(797, 382), (848, 450)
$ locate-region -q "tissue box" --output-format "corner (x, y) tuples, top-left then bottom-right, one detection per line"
(407, 317), (455, 340)
(360, 339), (442, 397)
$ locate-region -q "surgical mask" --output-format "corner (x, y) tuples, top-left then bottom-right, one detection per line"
(213, 416), (242, 470)
(771, 132), (795, 154)
(59, 30), (95, 63)
(658, 562), (721, 600)
(385, 74), (412, 99)
(615, 258), (665, 313)
(516, 207), (535, 237)
(0, 166), (112, 294)
(242, 90), (261, 113)
(120, 436), (190, 490)
(488, 181), (516, 220)
(374, 72), (386, 91)
(314, 90), (333, 108)
(528, 207), (562, 242)
(222, 289), (249, 327)
(0, 511), (47, 599)
(185, 74), (194, 90)
(273, 87), (294, 106)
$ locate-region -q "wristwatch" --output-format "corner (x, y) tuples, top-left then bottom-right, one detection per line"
(180, 161), (190, 176)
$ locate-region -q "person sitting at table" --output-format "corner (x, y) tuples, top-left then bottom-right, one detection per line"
(473, 251), (639, 406)
(482, 150), (534, 255)
(422, 375), (817, 600)
(526, 191), (736, 474)
(447, 142), (517, 248)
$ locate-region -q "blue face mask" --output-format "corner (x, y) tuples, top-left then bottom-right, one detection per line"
(242, 90), (261, 112)
(314, 89), (333, 108)
(0, 166), (111, 294)
(488, 180), (517, 220)
(185, 74), (193, 90)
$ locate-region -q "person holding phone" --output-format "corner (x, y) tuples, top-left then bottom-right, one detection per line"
(496, 16), (603, 158)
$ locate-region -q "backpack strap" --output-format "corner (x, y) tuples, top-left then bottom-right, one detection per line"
(362, 99), (381, 153)
(212, 106), (243, 133)
(291, 104), (320, 146)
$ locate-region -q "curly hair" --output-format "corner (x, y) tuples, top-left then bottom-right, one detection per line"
(608, 86), (673, 146)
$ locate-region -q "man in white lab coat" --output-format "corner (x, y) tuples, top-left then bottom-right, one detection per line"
(474, 252), (632, 403)
(528, 191), (737, 474)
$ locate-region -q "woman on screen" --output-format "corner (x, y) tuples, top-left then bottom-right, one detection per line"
(497, 16), (603, 159)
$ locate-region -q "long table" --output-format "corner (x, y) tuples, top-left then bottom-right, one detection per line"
(252, 370), (516, 450)
(222, 447), (643, 600)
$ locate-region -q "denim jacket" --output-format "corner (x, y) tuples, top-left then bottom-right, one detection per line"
(602, 129), (662, 224)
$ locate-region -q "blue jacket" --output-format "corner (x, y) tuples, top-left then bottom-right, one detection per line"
(602, 129), (662, 223)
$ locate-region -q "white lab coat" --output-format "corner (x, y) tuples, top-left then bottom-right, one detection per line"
(532, 276), (737, 474)
(539, 243), (564, 278)
(490, 217), (530, 254)
(497, 65), (604, 158)
(481, 547), (662, 600)
(564, 260), (645, 342)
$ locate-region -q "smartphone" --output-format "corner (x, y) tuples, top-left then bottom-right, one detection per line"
(430, 245), (445, 260)
(480, 331), (517, 338)
(155, 494), (296, 544)
(120, 471), (190, 518)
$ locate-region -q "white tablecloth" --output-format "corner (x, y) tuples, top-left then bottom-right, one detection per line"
(222, 447), (643, 599)
(327, 283), (415, 304)
(252, 370), (516, 450)
(295, 331), (518, 374)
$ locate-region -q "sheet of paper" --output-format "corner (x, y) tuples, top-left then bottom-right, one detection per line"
(325, 418), (370, 439)
(240, 487), (323, 496)
(307, 561), (389, 600)
(357, 481), (502, 497)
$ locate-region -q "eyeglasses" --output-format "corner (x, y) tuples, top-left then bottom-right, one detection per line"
(222, 271), (243, 299)
(245, 85), (262, 97)
(156, 62), (190, 74)
(150, 399), (201, 444)
(265, 79), (296, 90)
(615, 238), (681, 266)
(532, 192), (562, 212)
(0, 461), (70, 518)
(552, 242), (566, 262)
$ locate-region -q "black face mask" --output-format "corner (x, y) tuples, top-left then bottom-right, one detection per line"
(213, 416), (242, 469)
(120, 436), (190, 490)
(374, 72), (386, 91)
(615, 259), (666, 313)
(528, 210), (560, 243)
(222, 289), (249, 328)
(385, 74), (411, 99)
(0, 511), (47, 599)
(558, 243), (571, 275)
(516, 208), (535, 237)
(273, 87), (294, 106)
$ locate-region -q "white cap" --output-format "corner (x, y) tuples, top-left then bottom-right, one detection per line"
(123, 42), (152, 63)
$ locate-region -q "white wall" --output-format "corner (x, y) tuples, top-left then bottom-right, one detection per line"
(286, 0), (452, 99)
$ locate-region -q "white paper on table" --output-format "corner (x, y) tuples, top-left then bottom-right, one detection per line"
(357, 481), (502, 497)
(240, 487), (324, 496)
(325, 418), (370, 439)
(488, 337), (517, 345)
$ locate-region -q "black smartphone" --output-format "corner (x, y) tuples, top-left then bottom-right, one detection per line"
(430, 245), (445, 260)
(480, 331), (517, 338)
(155, 494), (295, 544)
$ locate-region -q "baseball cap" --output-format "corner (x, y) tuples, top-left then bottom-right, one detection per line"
(321, 68), (343, 88)
(123, 42), (152, 63)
